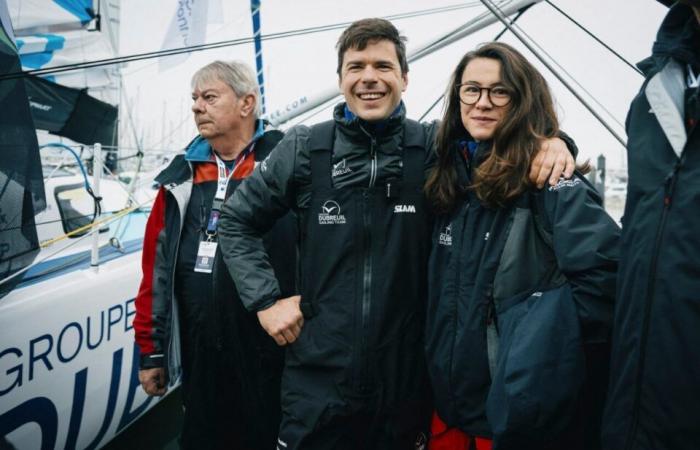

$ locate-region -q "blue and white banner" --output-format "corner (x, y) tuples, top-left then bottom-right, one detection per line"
(7, 0), (95, 34)
(16, 30), (118, 89)
(8, 0), (120, 101)
(159, 0), (211, 72)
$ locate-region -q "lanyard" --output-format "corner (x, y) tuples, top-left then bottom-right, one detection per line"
(205, 144), (254, 239)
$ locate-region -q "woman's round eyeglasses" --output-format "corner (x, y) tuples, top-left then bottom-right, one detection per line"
(457, 83), (512, 107)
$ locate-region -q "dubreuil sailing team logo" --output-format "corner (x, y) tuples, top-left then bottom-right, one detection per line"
(332, 158), (352, 177)
(318, 200), (346, 225)
(439, 223), (452, 246)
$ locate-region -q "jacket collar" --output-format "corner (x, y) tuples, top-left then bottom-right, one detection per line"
(333, 102), (406, 141)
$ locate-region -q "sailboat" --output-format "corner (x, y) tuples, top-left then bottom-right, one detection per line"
(0, 0), (664, 448)
(0, 1), (165, 449)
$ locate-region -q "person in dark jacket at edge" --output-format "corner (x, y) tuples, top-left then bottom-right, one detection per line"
(217, 19), (575, 450)
(133, 60), (297, 450)
(423, 42), (620, 450)
(602, 2), (700, 450)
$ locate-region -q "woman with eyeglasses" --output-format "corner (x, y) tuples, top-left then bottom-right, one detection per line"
(424, 42), (621, 450)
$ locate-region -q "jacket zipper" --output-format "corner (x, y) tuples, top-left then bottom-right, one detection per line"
(359, 136), (377, 388)
(624, 159), (682, 450)
(369, 136), (378, 188)
(449, 154), (471, 405)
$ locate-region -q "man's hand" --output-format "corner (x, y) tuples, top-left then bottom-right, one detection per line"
(257, 295), (304, 346)
(529, 137), (575, 188)
(139, 368), (167, 396)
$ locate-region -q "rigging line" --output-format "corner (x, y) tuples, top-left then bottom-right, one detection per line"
(507, 19), (626, 129)
(143, 109), (194, 151)
(479, 0), (627, 147)
(0, 199), (153, 288)
(2, 2), (482, 80)
(544, 0), (643, 76)
(95, 150), (145, 207)
(0, 208), (147, 233)
(418, 94), (444, 123)
(119, 76), (143, 156)
(296, 96), (340, 126)
(417, 5), (530, 122)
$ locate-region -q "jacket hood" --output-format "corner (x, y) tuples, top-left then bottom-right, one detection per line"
(640, 3), (700, 73)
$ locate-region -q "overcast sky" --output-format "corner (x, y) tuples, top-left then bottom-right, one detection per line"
(119, 0), (667, 169)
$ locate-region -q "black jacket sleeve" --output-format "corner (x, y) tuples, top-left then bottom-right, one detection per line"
(540, 174), (620, 343)
(558, 130), (579, 159)
(218, 127), (305, 312)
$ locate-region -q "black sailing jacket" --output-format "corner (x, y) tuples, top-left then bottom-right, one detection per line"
(217, 103), (437, 311)
(426, 142), (619, 442)
(217, 104), (438, 423)
(602, 5), (700, 450)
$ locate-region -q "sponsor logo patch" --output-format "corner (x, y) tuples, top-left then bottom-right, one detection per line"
(548, 177), (581, 192)
(439, 224), (452, 246)
(394, 204), (416, 213)
(332, 158), (352, 177)
(415, 431), (428, 450)
(318, 200), (346, 225)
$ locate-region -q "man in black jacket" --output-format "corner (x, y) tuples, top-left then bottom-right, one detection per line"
(133, 60), (296, 450)
(602, 3), (700, 450)
(218, 19), (575, 450)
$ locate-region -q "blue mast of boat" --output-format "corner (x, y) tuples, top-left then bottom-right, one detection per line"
(250, 0), (266, 114)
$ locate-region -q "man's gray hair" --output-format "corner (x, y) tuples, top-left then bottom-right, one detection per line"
(191, 60), (261, 117)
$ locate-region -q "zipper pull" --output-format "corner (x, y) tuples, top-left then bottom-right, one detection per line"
(664, 162), (682, 206)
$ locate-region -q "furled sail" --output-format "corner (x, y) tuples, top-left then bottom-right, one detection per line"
(0, 2), (45, 298)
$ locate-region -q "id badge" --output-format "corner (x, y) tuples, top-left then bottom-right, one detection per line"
(194, 241), (217, 273)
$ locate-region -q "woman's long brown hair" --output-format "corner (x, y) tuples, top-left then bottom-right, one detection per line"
(425, 42), (561, 213)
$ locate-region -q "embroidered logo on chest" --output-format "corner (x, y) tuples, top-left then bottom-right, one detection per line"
(548, 177), (581, 192)
(394, 204), (416, 213)
(318, 200), (346, 225)
(439, 224), (452, 246)
(332, 158), (352, 177)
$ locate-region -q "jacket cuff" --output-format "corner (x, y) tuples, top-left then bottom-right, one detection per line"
(254, 296), (279, 312)
(557, 130), (578, 159)
(139, 353), (165, 369)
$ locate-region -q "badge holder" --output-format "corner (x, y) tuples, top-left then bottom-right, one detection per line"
(194, 189), (224, 273)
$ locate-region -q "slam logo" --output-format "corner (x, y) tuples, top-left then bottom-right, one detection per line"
(394, 204), (416, 213)
(318, 200), (346, 225)
(439, 224), (452, 246)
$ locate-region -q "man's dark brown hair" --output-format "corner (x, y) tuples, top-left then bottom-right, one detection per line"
(335, 18), (408, 75)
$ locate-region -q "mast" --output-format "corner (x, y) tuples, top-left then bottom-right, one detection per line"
(250, 0), (266, 115)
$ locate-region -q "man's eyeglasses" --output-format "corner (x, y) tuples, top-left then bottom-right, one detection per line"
(456, 83), (512, 107)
